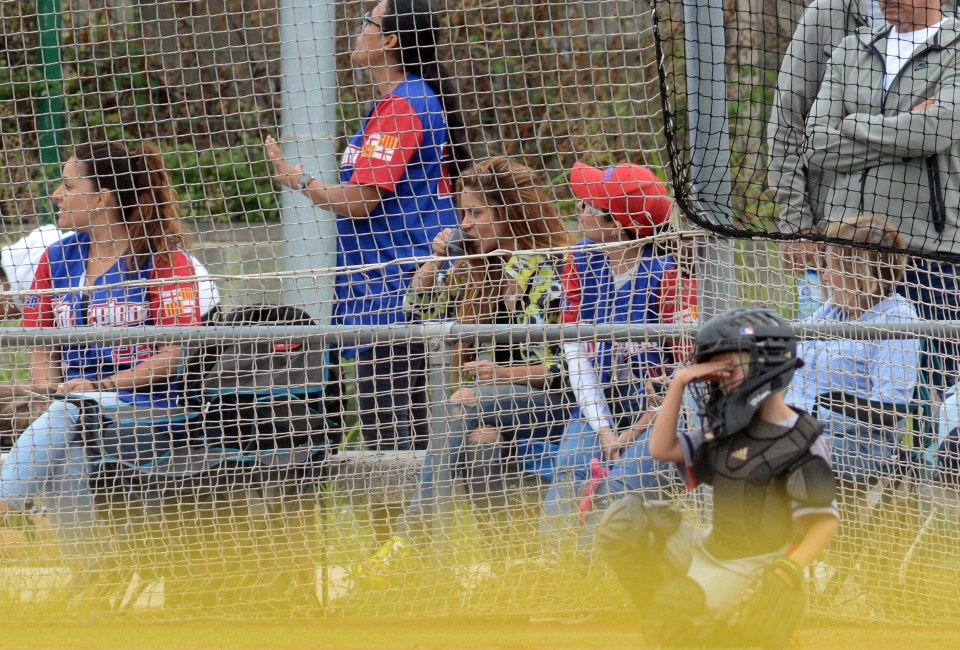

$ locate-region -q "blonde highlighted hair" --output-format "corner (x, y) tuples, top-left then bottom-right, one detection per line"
(453, 157), (571, 325)
(820, 214), (907, 298)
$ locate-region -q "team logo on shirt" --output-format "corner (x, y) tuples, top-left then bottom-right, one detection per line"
(52, 296), (75, 328)
(611, 341), (662, 368)
(160, 286), (197, 318)
(359, 133), (399, 162)
(341, 144), (361, 168)
(88, 300), (147, 327)
(24, 295), (38, 309)
(113, 344), (156, 365)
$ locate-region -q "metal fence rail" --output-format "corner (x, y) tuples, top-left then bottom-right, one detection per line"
(3, 320), (959, 347)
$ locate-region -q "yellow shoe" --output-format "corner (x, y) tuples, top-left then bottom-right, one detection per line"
(355, 535), (412, 590)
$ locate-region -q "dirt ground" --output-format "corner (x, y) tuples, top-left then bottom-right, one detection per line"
(0, 620), (956, 649)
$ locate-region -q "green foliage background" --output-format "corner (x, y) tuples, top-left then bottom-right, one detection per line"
(1, 0), (668, 227)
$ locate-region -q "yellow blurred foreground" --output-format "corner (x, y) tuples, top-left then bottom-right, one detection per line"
(1, 621), (957, 649)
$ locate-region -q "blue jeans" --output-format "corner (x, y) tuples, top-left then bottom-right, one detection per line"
(1, 394), (126, 509)
(354, 343), (428, 451)
(40, 439), (114, 568)
(1, 398), (83, 509)
(399, 382), (568, 535)
(539, 421), (677, 556)
(1, 395), (120, 566)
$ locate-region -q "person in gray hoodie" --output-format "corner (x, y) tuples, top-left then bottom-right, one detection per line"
(805, 0), (960, 388)
(768, 0), (885, 240)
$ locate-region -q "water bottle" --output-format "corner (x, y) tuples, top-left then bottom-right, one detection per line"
(445, 227), (473, 256)
(796, 268), (824, 321)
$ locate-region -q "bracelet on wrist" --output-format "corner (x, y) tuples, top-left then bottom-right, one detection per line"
(297, 173), (315, 192)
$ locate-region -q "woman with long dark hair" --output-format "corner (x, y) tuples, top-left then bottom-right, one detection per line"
(0, 141), (201, 522)
(265, 0), (469, 450)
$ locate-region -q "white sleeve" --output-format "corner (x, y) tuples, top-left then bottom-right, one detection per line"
(187, 254), (222, 317)
(563, 341), (615, 432)
(1, 225), (68, 304)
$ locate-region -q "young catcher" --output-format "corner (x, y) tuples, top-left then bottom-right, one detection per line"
(597, 307), (839, 648)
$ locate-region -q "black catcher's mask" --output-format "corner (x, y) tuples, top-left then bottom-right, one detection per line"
(690, 308), (803, 440)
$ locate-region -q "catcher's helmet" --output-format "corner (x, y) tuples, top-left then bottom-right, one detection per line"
(691, 308), (802, 439)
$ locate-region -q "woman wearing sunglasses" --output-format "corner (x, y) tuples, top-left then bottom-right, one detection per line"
(265, 0), (470, 450)
(538, 161), (696, 556)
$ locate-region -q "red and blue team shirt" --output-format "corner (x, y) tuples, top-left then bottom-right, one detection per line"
(22, 232), (201, 407)
(560, 239), (698, 390)
(336, 74), (459, 355)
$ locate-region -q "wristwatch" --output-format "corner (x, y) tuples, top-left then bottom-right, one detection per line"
(297, 173), (315, 191)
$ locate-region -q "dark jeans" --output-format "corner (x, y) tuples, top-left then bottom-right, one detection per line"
(903, 259), (960, 393)
(354, 342), (428, 450)
(398, 382), (570, 535)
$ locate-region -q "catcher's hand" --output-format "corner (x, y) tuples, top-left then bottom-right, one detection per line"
(729, 557), (807, 649)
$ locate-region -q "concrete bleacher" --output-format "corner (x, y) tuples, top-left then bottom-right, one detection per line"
(189, 222), (287, 310)
(326, 449), (426, 505)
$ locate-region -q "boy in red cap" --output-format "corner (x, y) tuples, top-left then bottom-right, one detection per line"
(540, 161), (697, 555)
(568, 161), (673, 239)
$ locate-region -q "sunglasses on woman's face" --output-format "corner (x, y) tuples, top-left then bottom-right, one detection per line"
(360, 11), (382, 31)
(577, 200), (609, 218)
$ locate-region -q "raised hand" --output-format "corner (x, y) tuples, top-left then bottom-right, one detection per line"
(264, 135), (304, 190)
(432, 228), (454, 256)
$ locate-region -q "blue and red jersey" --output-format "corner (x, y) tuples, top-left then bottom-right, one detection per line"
(22, 232), (201, 407)
(336, 74), (459, 351)
(561, 240), (697, 388)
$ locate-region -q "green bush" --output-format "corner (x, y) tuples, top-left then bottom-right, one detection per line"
(4, 0), (672, 224)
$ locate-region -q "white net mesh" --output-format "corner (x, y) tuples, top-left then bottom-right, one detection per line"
(0, 0), (956, 632)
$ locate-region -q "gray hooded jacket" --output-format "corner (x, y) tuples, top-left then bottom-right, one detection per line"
(767, 0), (874, 235)
(805, 17), (960, 257)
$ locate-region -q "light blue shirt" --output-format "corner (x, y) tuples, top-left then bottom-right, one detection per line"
(785, 292), (921, 437)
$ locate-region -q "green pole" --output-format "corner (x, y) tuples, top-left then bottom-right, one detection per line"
(35, 0), (63, 222)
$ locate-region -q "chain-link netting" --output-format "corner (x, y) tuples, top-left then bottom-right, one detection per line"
(0, 0), (957, 633)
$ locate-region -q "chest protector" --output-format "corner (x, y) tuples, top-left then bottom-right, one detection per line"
(692, 412), (822, 560)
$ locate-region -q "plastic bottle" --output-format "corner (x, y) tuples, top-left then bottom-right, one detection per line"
(796, 268), (824, 321)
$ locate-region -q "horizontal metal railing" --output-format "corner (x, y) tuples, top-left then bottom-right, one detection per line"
(0, 319), (957, 347)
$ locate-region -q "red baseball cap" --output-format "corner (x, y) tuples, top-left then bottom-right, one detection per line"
(569, 162), (672, 237)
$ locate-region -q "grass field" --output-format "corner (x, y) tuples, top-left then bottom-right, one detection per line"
(1, 620), (958, 649)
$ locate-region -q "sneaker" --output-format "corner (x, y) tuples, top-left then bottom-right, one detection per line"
(354, 535), (412, 590)
(578, 458), (610, 524)
(810, 559), (838, 594)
